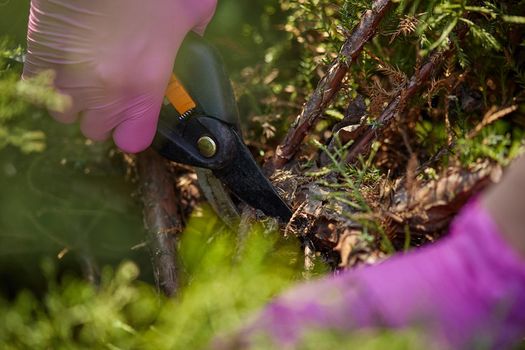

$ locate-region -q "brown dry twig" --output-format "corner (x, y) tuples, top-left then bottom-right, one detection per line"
(467, 105), (519, 139)
(389, 15), (419, 43)
(136, 149), (183, 297)
(345, 48), (454, 164)
(271, 0), (392, 170)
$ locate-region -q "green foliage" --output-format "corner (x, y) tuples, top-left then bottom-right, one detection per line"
(457, 121), (525, 165)
(0, 42), (46, 153)
(0, 36), (73, 154)
(310, 139), (394, 253)
(0, 207), (305, 349)
(223, 0), (525, 256)
(220, 0), (525, 165)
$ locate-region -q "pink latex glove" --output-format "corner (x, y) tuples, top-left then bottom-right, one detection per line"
(23, 0), (217, 153)
(230, 200), (525, 349)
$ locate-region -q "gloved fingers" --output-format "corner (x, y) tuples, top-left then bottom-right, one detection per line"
(112, 93), (165, 154)
(191, 0), (218, 35)
(78, 90), (136, 141)
(25, 0), (103, 67)
(101, 53), (172, 153)
(78, 91), (164, 152)
(80, 104), (120, 143)
(23, 0), (219, 153)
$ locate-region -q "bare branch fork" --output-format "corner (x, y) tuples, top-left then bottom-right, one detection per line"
(271, 0), (392, 170)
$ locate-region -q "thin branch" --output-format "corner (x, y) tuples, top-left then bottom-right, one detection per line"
(136, 149), (183, 297)
(344, 25), (470, 164)
(345, 49), (452, 164)
(467, 105), (518, 139)
(271, 0), (392, 170)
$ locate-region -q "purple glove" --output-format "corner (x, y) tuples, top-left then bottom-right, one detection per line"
(235, 200), (525, 349)
(24, 0), (217, 153)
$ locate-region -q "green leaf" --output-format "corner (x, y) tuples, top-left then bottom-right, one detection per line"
(502, 15), (525, 24)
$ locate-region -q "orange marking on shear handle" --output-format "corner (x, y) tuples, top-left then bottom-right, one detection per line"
(165, 74), (196, 116)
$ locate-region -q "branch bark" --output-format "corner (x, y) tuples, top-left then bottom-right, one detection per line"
(136, 149), (183, 297)
(344, 24), (471, 164)
(271, 0), (392, 170)
(344, 50), (452, 164)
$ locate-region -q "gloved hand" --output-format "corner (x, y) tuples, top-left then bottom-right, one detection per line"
(23, 0), (217, 153)
(223, 200), (525, 349)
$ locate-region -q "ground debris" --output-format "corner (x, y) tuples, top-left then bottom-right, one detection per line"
(385, 161), (503, 243)
(270, 152), (506, 269)
(334, 229), (386, 268)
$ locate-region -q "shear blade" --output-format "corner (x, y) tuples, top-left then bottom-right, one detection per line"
(195, 168), (240, 227)
(213, 131), (292, 222)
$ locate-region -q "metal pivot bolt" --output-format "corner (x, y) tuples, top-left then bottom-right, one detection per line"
(197, 136), (217, 158)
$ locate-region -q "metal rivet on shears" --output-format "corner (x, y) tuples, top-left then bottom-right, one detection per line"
(197, 136), (217, 158)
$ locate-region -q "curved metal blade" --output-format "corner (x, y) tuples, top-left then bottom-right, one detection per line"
(212, 131), (293, 223)
(195, 168), (240, 227)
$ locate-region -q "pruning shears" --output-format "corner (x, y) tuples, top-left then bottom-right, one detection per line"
(153, 33), (292, 223)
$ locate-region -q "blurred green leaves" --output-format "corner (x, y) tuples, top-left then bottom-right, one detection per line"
(0, 41), (46, 153)
(16, 70), (72, 115)
(0, 207), (305, 349)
